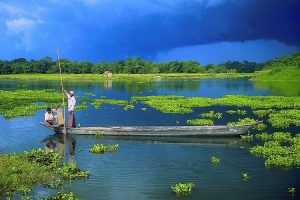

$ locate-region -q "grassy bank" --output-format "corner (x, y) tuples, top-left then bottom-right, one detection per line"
(252, 52), (300, 81)
(0, 73), (254, 82)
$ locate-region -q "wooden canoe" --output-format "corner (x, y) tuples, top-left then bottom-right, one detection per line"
(40, 121), (262, 137)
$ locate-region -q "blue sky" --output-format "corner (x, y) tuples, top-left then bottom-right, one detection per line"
(0, 0), (299, 64)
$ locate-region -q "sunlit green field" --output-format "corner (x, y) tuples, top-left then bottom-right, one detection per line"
(0, 73), (254, 82)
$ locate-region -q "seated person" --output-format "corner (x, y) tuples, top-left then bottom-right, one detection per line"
(45, 107), (56, 126)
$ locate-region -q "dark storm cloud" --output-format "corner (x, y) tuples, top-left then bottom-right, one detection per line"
(0, 0), (299, 61)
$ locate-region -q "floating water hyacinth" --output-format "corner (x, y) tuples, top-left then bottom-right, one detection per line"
(226, 109), (247, 115)
(200, 111), (222, 119)
(242, 172), (250, 181)
(227, 118), (256, 126)
(187, 119), (214, 126)
(171, 183), (196, 196)
(240, 134), (254, 142)
(89, 144), (119, 154)
(211, 156), (221, 165)
(250, 132), (300, 169)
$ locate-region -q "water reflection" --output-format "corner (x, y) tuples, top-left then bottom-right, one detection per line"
(42, 134), (76, 158)
(73, 135), (252, 148)
(253, 81), (300, 96)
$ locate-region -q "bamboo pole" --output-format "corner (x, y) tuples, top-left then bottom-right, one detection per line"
(56, 48), (67, 135)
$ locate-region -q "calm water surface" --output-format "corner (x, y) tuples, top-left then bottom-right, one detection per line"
(0, 78), (299, 200)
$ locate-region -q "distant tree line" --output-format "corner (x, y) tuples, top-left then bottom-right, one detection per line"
(0, 57), (264, 74)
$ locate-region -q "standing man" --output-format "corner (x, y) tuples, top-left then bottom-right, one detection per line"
(64, 90), (76, 128)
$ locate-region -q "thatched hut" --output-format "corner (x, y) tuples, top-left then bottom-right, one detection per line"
(103, 71), (113, 77)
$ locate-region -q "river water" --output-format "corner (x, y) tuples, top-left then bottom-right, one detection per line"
(0, 78), (299, 200)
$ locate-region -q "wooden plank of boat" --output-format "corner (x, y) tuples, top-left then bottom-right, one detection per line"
(40, 121), (262, 137)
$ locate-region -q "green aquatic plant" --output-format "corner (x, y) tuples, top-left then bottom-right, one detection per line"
(123, 104), (135, 111)
(288, 187), (296, 196)
(0, 149), (90, 199)
(0, 151), (59, 197)
(250, 132), (300, 169)
(254, 123), (267, 131)
(60, 163), (89, 180)
(75, 105), (89, 111)
(24, 148), (62, 169)
(45, 179), (62, 188)
(227, 118), (256, 126)
(141, 107), (147, 111)
(268, 109), (300, 128)
(79, 96), (92, 104)
(171, 183), (196, 197)
(200, 111), (222, 119)
(91, 97), (128, 109)
(255, 133), (273, 142)
(240, 134), (254, 142)
(131, 95), (300, 114)
(252, 109), (275, 117)
(43, 191), (80, 200)
(187, 119), (214, 126)
(0, 90), (62, 119)
(241, 172), (250, 181)
(226, 109), (246, 115)
(211, 156), (220, 165)
(89, 144), (119, 154)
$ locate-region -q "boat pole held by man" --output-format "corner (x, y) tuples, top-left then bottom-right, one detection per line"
(64, 90), (76, 128)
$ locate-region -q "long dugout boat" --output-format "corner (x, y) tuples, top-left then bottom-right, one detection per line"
(40, 121), (262, 137)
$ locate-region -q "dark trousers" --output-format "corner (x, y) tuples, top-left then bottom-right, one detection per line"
(68, 111), (76, 128)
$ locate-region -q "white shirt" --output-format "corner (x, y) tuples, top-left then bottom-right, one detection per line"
(45, 112), (54, 121)
(67, 94), (76, 111)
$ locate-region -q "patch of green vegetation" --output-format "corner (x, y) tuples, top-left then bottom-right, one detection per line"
(89, 144), (119, 154)
(226, 109), (246, 115)
(288, 187), (296, 196)
(254, 123), (267, 131)
(0, 73), (254, 82)
(131, 95), (300, 114)
(24, 148), (62, 168)
(187, 119), (214, 126)
(252, 109), (275, 117)
(268, 109), (300, 128)
(240, 134), (254, 142)
(171, 183), (196, 197)
(200, 111), (222, 119)
(141, 107), (147, 111)
(45, 179), (62, 189)
(241, 172), (250, 181)
(253, 52), (300, 81)
(0, 90), (61, 119)
(60, 163), (89, 180)
(75, 105), (89, 111)
(43, 191), (80, 200)
(91, 97), (128, 109)
(123, 104), (134, 111)
(255, 132), (273, 142)
(227, 118), (256, 126)
(211, 156), (220, 165)
(0, 153), (54, 197)
(0, 149), (89, 199)
(250, 132), (300, 169)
